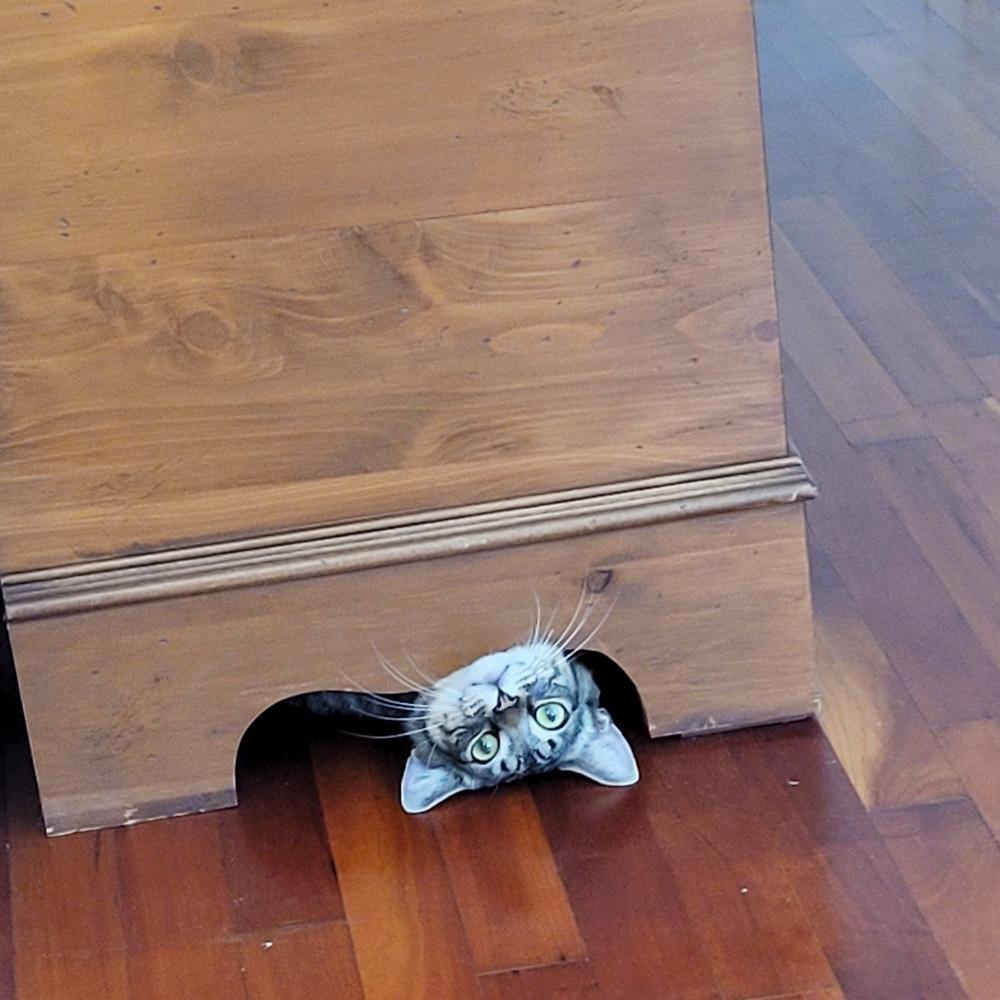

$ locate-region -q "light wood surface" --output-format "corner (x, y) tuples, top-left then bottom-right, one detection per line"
(9, 503), (814, 834)
(0, 0), (783, 571)
(0, 193), (783, 571)
(0, 0), (766, 263)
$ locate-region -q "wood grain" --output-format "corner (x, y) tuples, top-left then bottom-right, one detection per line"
(728, 727), (968, 1000)
(220, 713), (345, 933)
(125, 944), (247, 1000)
(936, 720), (1000, 841)
(646, 734), (841, 998)
(875, 799), (1000, 999)
(0, 193), (784, 571)
(809, 543), (963, 811)
(4, 735), (129, 999)
(0, 0), (768, 264)
(311, 736), (481, 1000)
(783, 358), (1000, 726)
(432, 787), (586, 974)
(479, 962), (599, 999)
(239, 923), (364, 1000)
(534, 769), (721, 1000)
(7, 503), (815, 833)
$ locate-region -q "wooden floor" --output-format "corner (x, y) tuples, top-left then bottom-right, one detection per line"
(2, 0), (1000, 996)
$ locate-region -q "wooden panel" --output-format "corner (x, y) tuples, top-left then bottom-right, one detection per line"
(809, 542), (963, 811)
(0, 0), (768, 263)
(7, 503), (815, 833)
(311, 736), (481, 1000)
(432, 787), (586, 973)
(0, 191), (783, 570)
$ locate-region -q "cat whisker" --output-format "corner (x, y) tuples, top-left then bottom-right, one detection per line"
(563, 594), (618, 654)
(335, 671), (427, 711)
(342, 724), (440, 740)
(401, 649), (439, 688)
(372, 644), (436, 695)
(557, 593), (602, 653)
(552, 584), (591, 652)
(529, 589), (542, 646)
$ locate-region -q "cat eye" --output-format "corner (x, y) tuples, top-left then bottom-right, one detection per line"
(533, 701), (569, 730)
(469, 731), (500, 763)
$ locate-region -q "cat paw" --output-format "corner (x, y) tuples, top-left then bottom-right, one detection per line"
(461, 684), (494, 718)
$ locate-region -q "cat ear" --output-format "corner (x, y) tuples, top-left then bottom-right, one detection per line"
(559, 708), (639, 786)
(400, 751), (467, 813)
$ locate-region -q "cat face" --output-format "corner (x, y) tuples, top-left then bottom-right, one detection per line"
(400, 641), (638, 813)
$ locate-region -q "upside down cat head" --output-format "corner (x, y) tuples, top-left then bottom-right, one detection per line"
(401, 640), (639, 813)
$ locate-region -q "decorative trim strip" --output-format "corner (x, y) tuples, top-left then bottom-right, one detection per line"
(3, 456), (815, 621)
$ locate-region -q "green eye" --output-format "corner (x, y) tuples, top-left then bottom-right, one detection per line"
(533, 701), (569, 730)
(469, 731), (500, 763)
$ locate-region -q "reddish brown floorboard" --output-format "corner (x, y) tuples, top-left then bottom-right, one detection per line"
(3, 1), (1000, 997)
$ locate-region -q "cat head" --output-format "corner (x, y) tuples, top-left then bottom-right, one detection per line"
(400, 641), (638, 813)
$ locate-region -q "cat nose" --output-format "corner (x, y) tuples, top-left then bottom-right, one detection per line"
(495, 692), (519, 713)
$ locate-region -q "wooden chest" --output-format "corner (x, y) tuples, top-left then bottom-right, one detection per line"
(0, 0), (816, 833)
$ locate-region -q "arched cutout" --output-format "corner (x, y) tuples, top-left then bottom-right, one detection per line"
(231, 648), (647, 811)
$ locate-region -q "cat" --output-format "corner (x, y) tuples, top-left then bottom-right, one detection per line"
(294, 638), (639, 813)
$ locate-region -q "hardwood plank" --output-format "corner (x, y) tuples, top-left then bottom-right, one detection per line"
(875, 799), (1000, 999)
(771, 225), (914, 432)
(0, 191), (784, 570)
(793, 0), (889, 39)
(116, 812), (234, 952)
(221, 711), (344, 933)
(533, 761), (721, 999)
(646, 735), (841, 999)
(925, 398), (1000, 523)
(863, 435), (1000, 668)
(311, 735), (481, 1000)
(758, 2), (1000, 361)
(432, 786), (586, 974)
(936, 720), (1000, 840)
(0, 0), (768, 264)
(479, 961), (599, 1000)
(727, 726), (968, 1000)
(239, 923), (364, 1000)
(844, 30), (1000, 210)
(774, 197), (984, 406)
(860, 0), (1000, 136)
(13, 954), (129, 1000)
(834, 410), (929, 447)
(809, 541), (963, 811)
(125, 943), (247, 1000)
(969, 355), (1000, 397)
(5, 733), (129, 998)
(784, 359), (1000, 725)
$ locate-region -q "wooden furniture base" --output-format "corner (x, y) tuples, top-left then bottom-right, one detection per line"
(4, 459), (815, 835)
